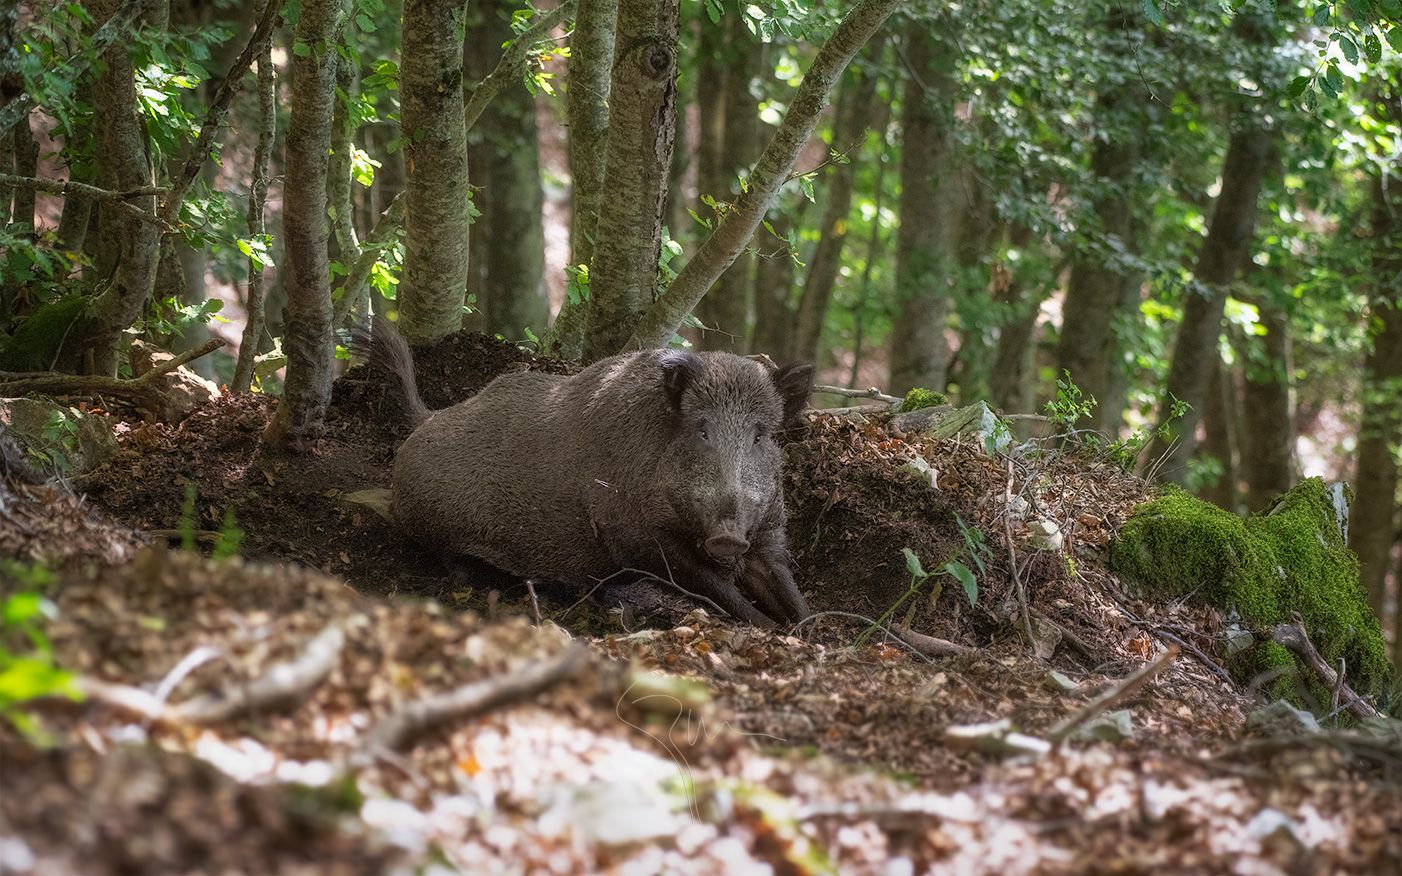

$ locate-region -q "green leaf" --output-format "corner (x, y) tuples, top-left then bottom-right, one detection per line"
(2, 593), (45, 625)
(1325, 62), (1344, 94)
(1364, 33), (1381, 62)
(1340, 34), (1358, 63)
(292, 41), (311, 58)
(944, 561), (979, 607)
(1141, 0), (1164, 26)
(355, 13), (375, 32)
(1313, 3), (1330, 25)
(902, 547), (927, 580)
(1287, 75), (1311, 97)
(798, 175), (815, 203)
(1389, 27), (1402, 53)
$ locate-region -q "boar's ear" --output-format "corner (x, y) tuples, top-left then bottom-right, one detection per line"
(659, 350), (701, 412)
(772, 363), (814, 425)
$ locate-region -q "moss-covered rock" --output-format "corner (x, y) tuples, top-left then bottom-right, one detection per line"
(1108, 479), (1392, 705)
(0, 296), (98, 373)
(896, 387), (949, 413)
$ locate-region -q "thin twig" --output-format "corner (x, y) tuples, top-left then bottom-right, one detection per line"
(812, 384), (902, 405)
(361, 644), (588, 753)
(1004, 458), (1036, 648)
(175, 625), (345, 725)
(463, 0), (577, 134)
(1049, 645), (1179, 744)
(0, 173), (174, 230)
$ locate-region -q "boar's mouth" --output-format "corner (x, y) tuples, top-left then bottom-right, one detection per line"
(703, 533), (750, 558)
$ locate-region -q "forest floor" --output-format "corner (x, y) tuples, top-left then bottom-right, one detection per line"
(2, 332), (1400, 874)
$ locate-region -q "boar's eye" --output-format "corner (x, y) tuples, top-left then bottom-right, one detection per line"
(753, 427), (764, 445)
(698, 422), (709, 441)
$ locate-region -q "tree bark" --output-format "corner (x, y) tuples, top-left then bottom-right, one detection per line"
(87, 0), (163, 375)
(582, 0), (679, 360)
(1351, 84), (1402, 618)
(793, 43), (882, 364)
(694, 13), (763, 352)
(233, 0), (277, 393)
(1058, 128), (1142, 431)
(0, 2), (15, 227)
(888, 20), (959, 395)
(989, 224), (1044, 415)
(627, 0), (900, 352)
(1238, 297), (1294, 512)
(397, 0), (470, 345)
(750, 201), (800, 360)
(265, 0), (345, 449)
(465, 0), (548, 339)
(1198, 358), (1239, 512)
(566, 0), (616, 267)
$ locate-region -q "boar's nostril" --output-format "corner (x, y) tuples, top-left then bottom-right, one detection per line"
(704, 534), (750, 558)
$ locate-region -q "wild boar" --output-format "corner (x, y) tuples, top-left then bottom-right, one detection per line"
(356, 317), (813, 626)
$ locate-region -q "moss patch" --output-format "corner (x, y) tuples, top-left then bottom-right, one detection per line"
(1108, 479), (1392, 704)
(897, 387), (949, 413)
(0, 296), (98, 372)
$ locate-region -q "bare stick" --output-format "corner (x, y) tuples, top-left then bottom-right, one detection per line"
(892, 625), (973, 658)
(525, 579), (543, 625)
(1271, 619), (1379, 720)
(1004, 458), (1036, 648)
(1050, 645), (1179, 744)
(362, 644), (589, 753)
(175, 625), (345, 725)
(803, 403), (890, 418)
(0, 173), (174, 230)
(463, 0), (577, 135)
(812, 384), (901, 405)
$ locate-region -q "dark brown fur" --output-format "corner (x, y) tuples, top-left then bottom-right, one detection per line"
(360, 317), (812, 626)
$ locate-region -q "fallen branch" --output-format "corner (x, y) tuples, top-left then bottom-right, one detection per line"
(0, 173), (173, 230)
(892, 624), (974, 658)
(811, 384), (901, 405)
(0, 338), (224, 408)
(1271, 618), (1379, 721)
(804, 403), (890, 418)
(362, 644), (589, 753)
(174, 625), (345, 725)
(1050, 645), (1179, 744)
(1003, 459), (1036, 649)
(463, 0), (576, 135)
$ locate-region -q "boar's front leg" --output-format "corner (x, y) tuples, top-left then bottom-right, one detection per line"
(643, 536), (775, 628)
(742, 532), (810, 624)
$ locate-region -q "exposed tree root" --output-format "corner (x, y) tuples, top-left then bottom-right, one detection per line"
(1270, 618), (1380, 721)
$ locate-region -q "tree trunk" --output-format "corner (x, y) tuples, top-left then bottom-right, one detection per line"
(86, 0), (162, 375)
(567, 0), (615, 266)
(465, 0), (547, 339)
(1198, 359), (1239, 513)
(626, 0), (899, 352)
(989, 224), (1044, 415)
(694, 13), (762, 352)
(9, 119), (36, 232)
(750, 202), (800, 360)
(264, 0), (344, 449)
(1351, 85), (1402, 618)
(1055, 8), (1144, 433)
(792, 43), (882, 365)
(947, 167), (996, 403)
(582, 0), (678, 361)
(1099, 251), (1145, 436)
(397, 0), (470, 345)
(0, 2), (14, 228)
(1238, 297), (1294, 512)
(233, 0), (277, 393)
(888, 21), (959, 395)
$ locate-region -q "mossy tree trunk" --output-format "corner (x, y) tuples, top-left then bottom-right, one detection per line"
(397, 0), (470, 345)
(265, 0), (345, 449)
(1351, 79), (1402, 622)
(86, 0), (164, 376)
(888, 19), (959, 395)
(463, 0), (547, 340)
(582, 0), (679, 361)
(543, 0), (616, 359)
(793, 43), (883, 365)
(694, 13), (763, 353)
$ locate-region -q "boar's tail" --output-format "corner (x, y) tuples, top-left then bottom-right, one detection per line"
(350, 315), (433, 429)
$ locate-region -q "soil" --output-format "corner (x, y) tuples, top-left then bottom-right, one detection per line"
(4, 330), (1399, 874)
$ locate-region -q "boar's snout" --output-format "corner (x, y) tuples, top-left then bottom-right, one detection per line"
(704, 531), (750, 558)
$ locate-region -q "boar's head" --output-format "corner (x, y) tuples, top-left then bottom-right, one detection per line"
(657, 351), (813, 560)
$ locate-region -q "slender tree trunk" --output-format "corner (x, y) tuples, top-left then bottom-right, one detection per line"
(87, 0), (162, 375)
(9, 119), (36, 232)
(793, 44), (882, 364)
(694, 13), (762, 352)
(665, 78), (690, 241)
(849, 128), (891, 386)
(0, 2), (14, 228)
(1099, 250), (1145, 436)
(583, 0), (679, 360)
(888, 21), (959, 395)
(465, 0), (547, 339)
(234, 0), (277, 393)
(397, 0), (470, 345)
(265, 0), (344, 449)
(627, 0), (899, 352)
(543, 0), (617, 359)
(947, 167), (996, 403)
(1238, 298), (1294, 511)
(1351, 84), (1402, 618)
